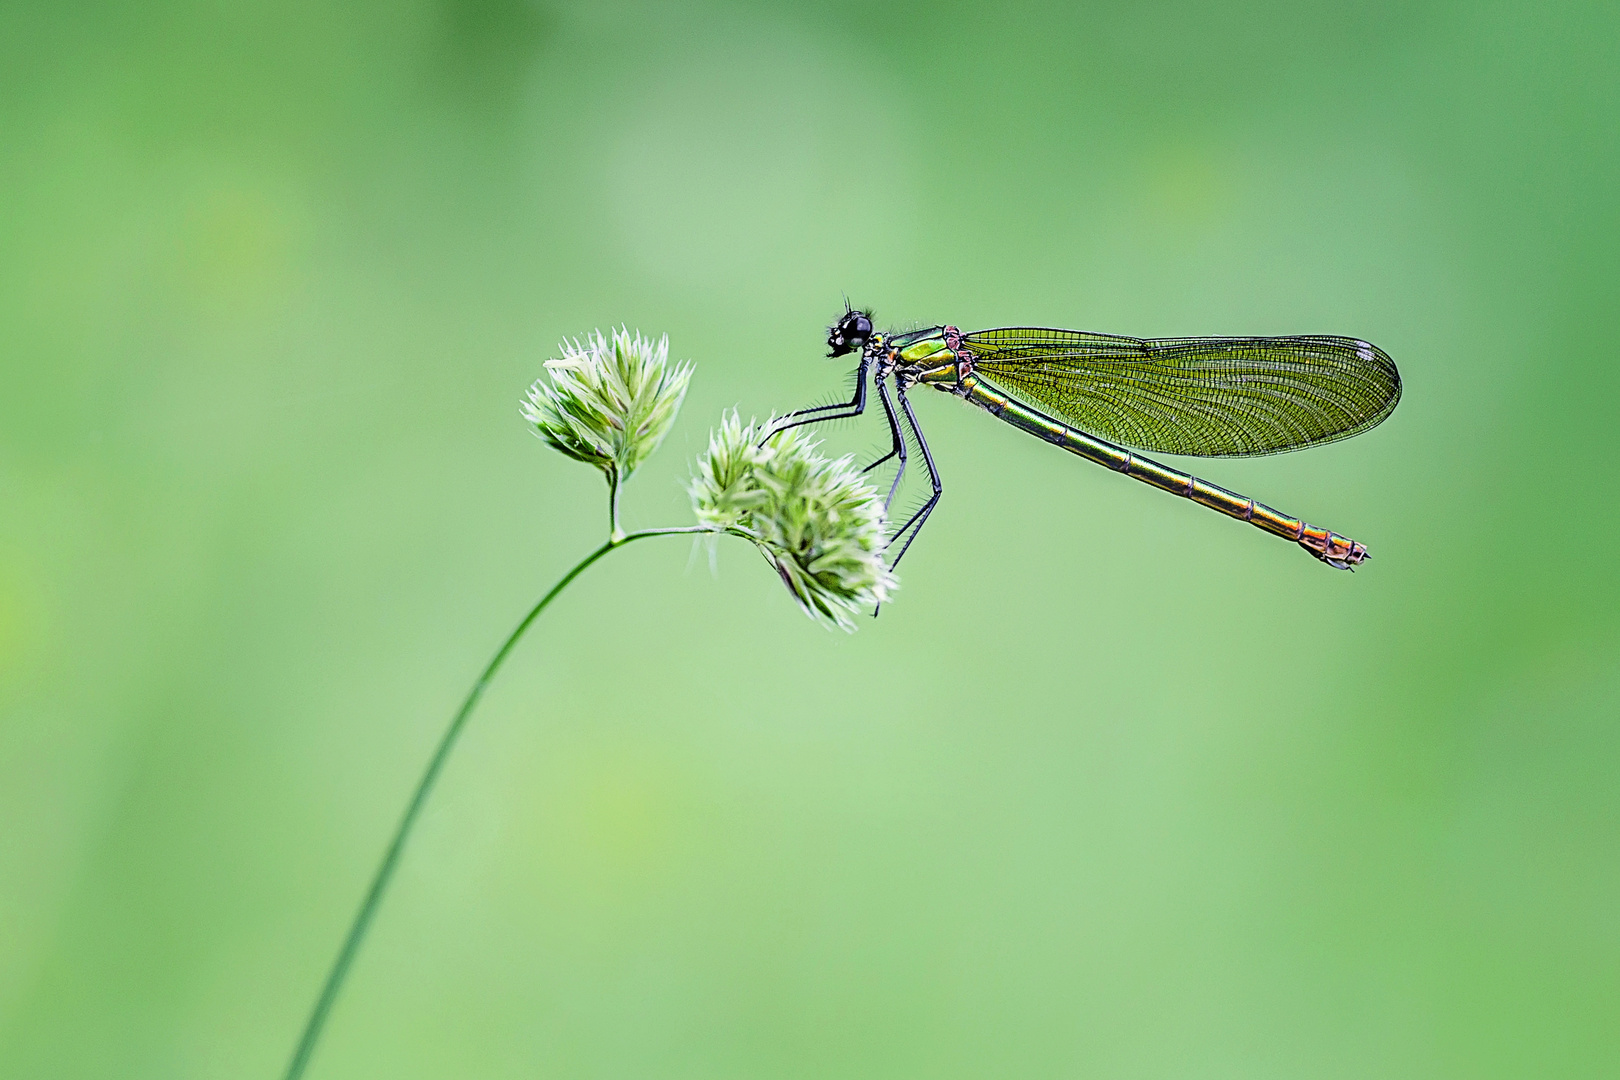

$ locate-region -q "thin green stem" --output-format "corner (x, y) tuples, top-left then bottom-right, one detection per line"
(282, 524), (720, 1080)
(608, 471), (624, 542)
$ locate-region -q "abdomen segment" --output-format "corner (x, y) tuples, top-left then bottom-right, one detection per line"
(958, 375), (1369, 569)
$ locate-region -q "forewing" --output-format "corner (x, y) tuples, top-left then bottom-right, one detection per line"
(962, 327), (1401, 457)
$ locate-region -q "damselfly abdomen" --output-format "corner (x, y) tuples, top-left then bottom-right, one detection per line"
(769, 306), (1401, 574)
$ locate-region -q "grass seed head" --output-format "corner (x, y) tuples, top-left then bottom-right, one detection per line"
(691, 412), (896, 631)
(522, 328), (692, 487)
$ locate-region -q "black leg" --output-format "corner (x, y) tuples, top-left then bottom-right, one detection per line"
(760, 357), (869, 445)
(859, 381), (902, 475)
(860, 446), (899, 474)
(883, 382), (943, 575)
(866, 374), (908, 513)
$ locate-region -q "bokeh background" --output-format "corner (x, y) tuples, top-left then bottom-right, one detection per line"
(3, 1), (1618, 1076)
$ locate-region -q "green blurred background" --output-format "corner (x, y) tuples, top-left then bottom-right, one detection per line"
(3, 0), (1618, 1076)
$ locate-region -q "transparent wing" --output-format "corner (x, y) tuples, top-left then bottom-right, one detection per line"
(962, 327), (1402, 457)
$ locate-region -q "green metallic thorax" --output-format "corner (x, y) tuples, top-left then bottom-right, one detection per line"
(892, 334), (968, 390)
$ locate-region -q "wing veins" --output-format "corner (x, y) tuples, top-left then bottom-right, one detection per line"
(963, 329), (1399, 457)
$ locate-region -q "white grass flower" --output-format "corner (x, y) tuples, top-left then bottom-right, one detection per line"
(691, 412), (896, 631)
(522, 329), (693, 532)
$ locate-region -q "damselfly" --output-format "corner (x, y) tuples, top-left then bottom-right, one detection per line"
(766, 305), (1401, 573)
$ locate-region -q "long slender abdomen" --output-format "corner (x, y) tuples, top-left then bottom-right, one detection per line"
(958, 376), (1368, 569)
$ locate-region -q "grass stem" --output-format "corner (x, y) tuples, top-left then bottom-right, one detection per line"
(281, 525), (715, 1080)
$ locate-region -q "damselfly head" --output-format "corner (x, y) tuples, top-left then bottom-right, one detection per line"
(828, 307), (873, 358)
